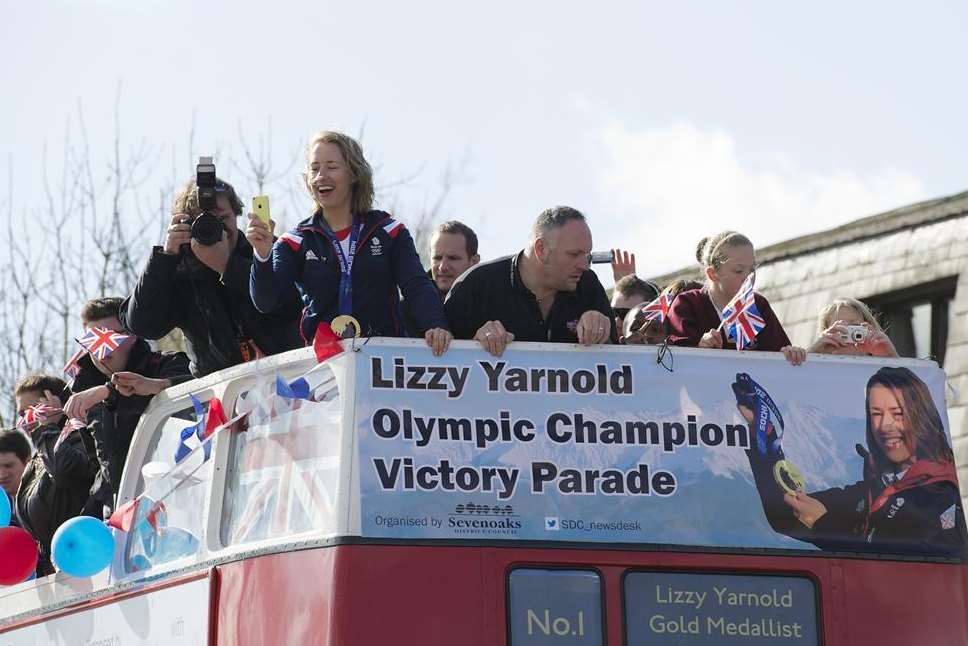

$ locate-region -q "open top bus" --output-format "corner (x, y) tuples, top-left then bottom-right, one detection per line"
(1, 339), (966, 645)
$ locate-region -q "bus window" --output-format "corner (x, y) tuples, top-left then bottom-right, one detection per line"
(220, 368), (342, 547)
(622, 571), (820, 644)
(122, 411), (220, 575)
(507, 568), (604, 646)
(133, 403), (200, 496)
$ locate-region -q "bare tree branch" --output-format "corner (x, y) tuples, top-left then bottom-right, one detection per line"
(0, 106), (469, 424)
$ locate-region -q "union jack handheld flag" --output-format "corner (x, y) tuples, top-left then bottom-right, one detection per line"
(78, 326), (130, 361)
(63, 348), (85, 382)
(720, 272), (766, 350)
(640, 292), (673, 323)
(54, 418), (88, 451)
(17, 403), (59, 431)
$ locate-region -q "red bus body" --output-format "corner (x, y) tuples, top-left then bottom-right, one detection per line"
(6, 544), (964, 645)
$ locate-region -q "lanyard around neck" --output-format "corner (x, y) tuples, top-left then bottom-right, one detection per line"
(332, 218), (363, 316)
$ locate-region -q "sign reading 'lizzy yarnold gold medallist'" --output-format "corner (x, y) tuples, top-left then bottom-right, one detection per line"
(624, 571), (819, 645)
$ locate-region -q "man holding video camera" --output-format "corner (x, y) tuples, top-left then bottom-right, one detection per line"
(122, 159), (303, 377)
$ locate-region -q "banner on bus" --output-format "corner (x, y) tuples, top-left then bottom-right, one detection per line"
(354, 342), (966, 557)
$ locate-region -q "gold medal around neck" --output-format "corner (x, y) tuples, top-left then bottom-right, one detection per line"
(773, 459), (805, 495)
(331, 315), (362, 339)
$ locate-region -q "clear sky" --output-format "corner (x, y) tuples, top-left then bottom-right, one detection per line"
(3, 0), (967, 282)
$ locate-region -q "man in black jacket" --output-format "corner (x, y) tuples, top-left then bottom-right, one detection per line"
(14, 375), (96, 576)
(121, 177), (303, 377)
(401, 220), (481, 335)
(428, 220), (481, 297)
(65, 297), (192, 516)
(445, 206), (616, 356)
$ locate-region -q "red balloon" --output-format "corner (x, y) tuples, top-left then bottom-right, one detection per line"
(0, 526), (38, 585)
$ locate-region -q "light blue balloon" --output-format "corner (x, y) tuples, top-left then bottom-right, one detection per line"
(51, 516), (114, 577)
(0, 493), (10, 528)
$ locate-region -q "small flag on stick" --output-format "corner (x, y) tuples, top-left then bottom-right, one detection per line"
(719, 273), (766, 350)
(78, 326), (130, 361)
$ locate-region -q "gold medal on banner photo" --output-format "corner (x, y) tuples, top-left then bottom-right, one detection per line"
(331, 315), (362, 339)
(773, 459), (805, 495)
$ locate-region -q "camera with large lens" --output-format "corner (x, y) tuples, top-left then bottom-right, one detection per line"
(190, 156), (225, 246)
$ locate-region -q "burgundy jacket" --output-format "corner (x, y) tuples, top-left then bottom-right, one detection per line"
(666, 287), (791, 351)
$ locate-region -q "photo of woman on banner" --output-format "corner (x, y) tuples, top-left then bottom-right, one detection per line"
(736, 367), (966, 556)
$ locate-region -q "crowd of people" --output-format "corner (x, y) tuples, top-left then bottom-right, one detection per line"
(3, 128), (915, 577)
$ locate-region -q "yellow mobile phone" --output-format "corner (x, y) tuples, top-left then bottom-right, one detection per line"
(253, 195), (271, 224)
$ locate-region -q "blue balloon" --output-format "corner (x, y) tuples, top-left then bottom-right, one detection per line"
(51, 516), (114, 577)
(0, 493), (10, 528)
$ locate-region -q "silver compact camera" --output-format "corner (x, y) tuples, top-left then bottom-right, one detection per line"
(841, 324), (868, 344)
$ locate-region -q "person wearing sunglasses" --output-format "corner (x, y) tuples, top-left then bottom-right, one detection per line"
(621, 279), (703, 346)
(611, 275), (659, 336)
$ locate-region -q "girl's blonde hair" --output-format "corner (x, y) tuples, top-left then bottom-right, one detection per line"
(695, 231), (753, 271)
(816, 298), (884, 336)
(305, 130), (374, 215)
(695, 232), (754, 288)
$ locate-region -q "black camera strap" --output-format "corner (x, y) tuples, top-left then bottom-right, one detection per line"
(213, 277), (264, 363)
(182, 253), (262, 368)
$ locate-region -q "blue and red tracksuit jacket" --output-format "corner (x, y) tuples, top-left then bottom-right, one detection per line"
(250, 209), (447, 342)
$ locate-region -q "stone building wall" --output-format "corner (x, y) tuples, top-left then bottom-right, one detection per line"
(650, 190), (968, 499)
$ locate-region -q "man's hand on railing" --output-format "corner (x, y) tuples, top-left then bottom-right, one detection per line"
(474, 321), (515, 357)
(424, 328), (453, 357)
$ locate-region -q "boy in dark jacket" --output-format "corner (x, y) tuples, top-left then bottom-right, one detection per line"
(65, 297), (192, 516)
(14, 375), (96, 576)
(121, 177), (303, 377)
(0, 429), (31, 529)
